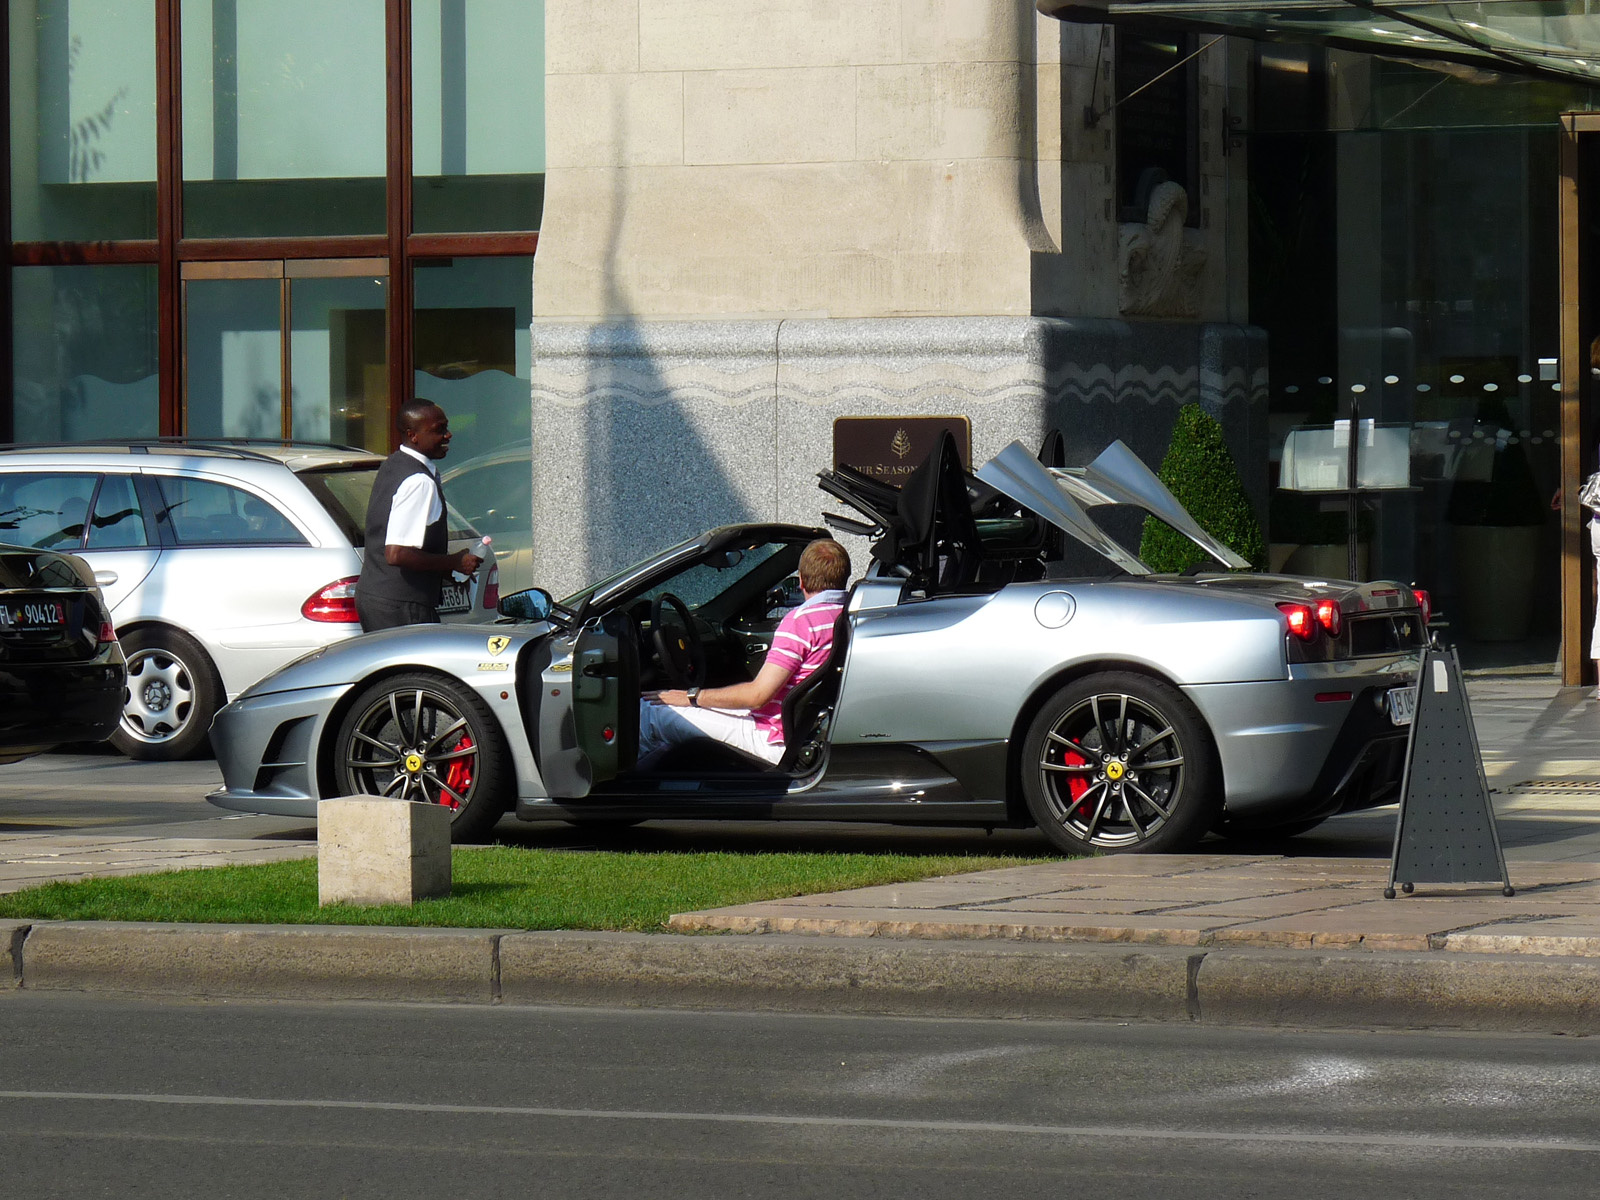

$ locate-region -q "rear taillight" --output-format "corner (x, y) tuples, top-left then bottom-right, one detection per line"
(1278, 602), (1316, 642)
(302, 576), (361, 623)
(1412, 588), (1432, 624)
(97, 621), (118, 645)
(1313, 597), (1342, 637)
(483, 564), (499, 611)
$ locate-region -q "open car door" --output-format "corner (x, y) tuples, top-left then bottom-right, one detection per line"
(535, 611), (640, 798)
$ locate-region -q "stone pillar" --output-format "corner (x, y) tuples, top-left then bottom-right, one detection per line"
(318, 798), (452, 907)
(530, 2), (1263, 593)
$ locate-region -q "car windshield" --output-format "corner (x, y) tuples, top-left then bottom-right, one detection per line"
(561, 534), (702, 610)
(298, 464), (475, 546)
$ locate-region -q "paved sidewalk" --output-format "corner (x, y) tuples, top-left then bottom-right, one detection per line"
(668, 854), (1600, 956)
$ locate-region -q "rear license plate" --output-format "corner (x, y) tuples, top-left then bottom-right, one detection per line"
(439, 580), (471, 614)
(0, 595), (67, 634)
(1386, 685), (1417, 726)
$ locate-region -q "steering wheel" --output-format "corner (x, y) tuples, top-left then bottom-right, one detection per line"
(650, 592), (706, 688)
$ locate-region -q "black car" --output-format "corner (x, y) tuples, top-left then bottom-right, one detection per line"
(0, 543), (126, 763)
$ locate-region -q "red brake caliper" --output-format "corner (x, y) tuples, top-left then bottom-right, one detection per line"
(1061, 747), (1091, 816)
(440, 732), (474, 808)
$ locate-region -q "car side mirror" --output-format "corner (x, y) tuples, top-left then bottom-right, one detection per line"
(498, 587), (553, 622)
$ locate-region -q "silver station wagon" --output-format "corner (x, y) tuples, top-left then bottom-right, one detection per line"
(0, 441), (498, 760)
(208, 433), (1428, 854)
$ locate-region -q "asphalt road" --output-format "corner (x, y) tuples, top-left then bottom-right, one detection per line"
(4, 992), (1600, 1198)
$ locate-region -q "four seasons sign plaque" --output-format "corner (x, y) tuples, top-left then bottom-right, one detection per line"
(831, 416), (972, 483)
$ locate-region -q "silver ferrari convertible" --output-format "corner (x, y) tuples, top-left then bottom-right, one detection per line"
(208, 433), (1427, 854)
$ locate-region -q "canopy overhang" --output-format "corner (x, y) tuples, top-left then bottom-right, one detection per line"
(1038, 2), (1600, 87)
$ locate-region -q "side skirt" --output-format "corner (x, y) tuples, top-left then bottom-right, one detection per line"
(514, 743), (1011, 824)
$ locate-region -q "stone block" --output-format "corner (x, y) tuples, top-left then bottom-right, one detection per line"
(317, 798), (451, 907)
(684, 68), (857, 165)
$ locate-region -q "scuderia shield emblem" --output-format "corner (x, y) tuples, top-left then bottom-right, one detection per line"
(486, 635), (512, 657)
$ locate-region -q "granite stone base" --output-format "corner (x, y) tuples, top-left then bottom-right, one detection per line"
(531, 316), (1267, 596)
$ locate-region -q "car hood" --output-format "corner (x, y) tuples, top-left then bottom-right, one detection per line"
(974, 440), (1251, 576)
(235, 620), (552, 698)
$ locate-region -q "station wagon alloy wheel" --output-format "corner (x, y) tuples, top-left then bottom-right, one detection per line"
(1021, 672), (1219, 854)
(111, 628), (222, 761)
(333, 671), (511, 843)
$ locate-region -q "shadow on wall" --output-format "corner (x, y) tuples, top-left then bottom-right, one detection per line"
(576, 87), (752, 585)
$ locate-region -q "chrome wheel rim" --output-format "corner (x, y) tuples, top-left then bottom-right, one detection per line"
(343, 687), (478, 811)
(120, 648), (196, 745)
(1037, 692), (1185, 848)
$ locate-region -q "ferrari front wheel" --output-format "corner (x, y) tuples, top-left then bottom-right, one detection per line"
(1021, 672), (1219, 855)
(333, 671), (511, 843)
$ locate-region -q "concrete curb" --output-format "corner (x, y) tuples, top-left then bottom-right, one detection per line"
(18, 922), (504, 1003)
(7, 921), (1600, 1031)
(497, 930), (1193, 1020)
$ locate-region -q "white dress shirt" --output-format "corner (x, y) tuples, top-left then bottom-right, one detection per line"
(385, 444), (444, 548)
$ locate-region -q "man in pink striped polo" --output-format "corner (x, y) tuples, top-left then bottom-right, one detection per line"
(638, 539), (851, 768)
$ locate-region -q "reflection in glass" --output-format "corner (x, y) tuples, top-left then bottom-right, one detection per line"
(181, 0), (386, 236)
(9, 0), (158, 241)
(11, 265), (159, 441)
(412, 0), (544, 232)
(184, 277), (282, 438)
(413, 256), (532, 462)
(415, 256), (532, 588)
(289, 274), (388, 453)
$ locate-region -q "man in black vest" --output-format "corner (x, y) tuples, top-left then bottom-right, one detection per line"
(355, 401), (484, 633)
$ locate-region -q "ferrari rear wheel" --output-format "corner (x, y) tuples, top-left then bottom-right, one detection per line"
(333, 671), (511, 844)
(1021, 672), (1219, 855)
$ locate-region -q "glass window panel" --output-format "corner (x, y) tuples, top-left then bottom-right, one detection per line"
(0, 471), (97, 550)
(86, 472), (149, 550)
(289, 273), (388, 453)
(183, 276), (282, 438)
(181, 0), (386, 237)
(8, 0), (158, 240)
(413, 256), (531, 464)
(152, 475), (306, 546)
(11, 264), (159, 442)
(412, 0), (544, 232)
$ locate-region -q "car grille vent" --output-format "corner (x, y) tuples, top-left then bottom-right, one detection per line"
(1347, 612), (1427, 657)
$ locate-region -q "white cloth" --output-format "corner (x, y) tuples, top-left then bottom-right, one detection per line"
(1590, 519), (1600, 661)
(385, 445), (443, 548)
(636, 701), (784, 769)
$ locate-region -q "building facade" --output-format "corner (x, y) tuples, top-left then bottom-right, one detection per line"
(8, 1), (1600, 678)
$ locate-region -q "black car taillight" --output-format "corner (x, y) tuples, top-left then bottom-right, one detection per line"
(302, 577), (361, 623)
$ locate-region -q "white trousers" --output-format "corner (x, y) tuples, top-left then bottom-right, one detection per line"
(637, 700), (783, 768)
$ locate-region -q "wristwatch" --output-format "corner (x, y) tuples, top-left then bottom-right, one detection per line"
(687, 687), (701, 707)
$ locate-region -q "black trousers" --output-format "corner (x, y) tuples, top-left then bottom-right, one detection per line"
(356, 592), (440, 633)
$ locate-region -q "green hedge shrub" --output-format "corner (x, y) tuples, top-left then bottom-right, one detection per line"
(1138, 403), (1265, 573)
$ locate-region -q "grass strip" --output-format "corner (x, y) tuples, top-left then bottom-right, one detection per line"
(0, 848), (1048, 932)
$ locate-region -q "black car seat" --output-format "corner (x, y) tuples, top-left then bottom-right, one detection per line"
(776, 605), (852, 773)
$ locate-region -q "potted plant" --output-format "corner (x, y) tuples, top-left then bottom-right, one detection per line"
(1140, 403), (1266, 572)
(1445, 418), (1547, 642)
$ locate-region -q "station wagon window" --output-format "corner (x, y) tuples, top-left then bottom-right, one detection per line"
(0, 472), (98, 550)
(152, 476), (307, 547)
(85, 474), (150, 550)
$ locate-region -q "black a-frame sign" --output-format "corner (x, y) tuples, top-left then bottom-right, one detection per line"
(1386, 644), (1514, 899)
